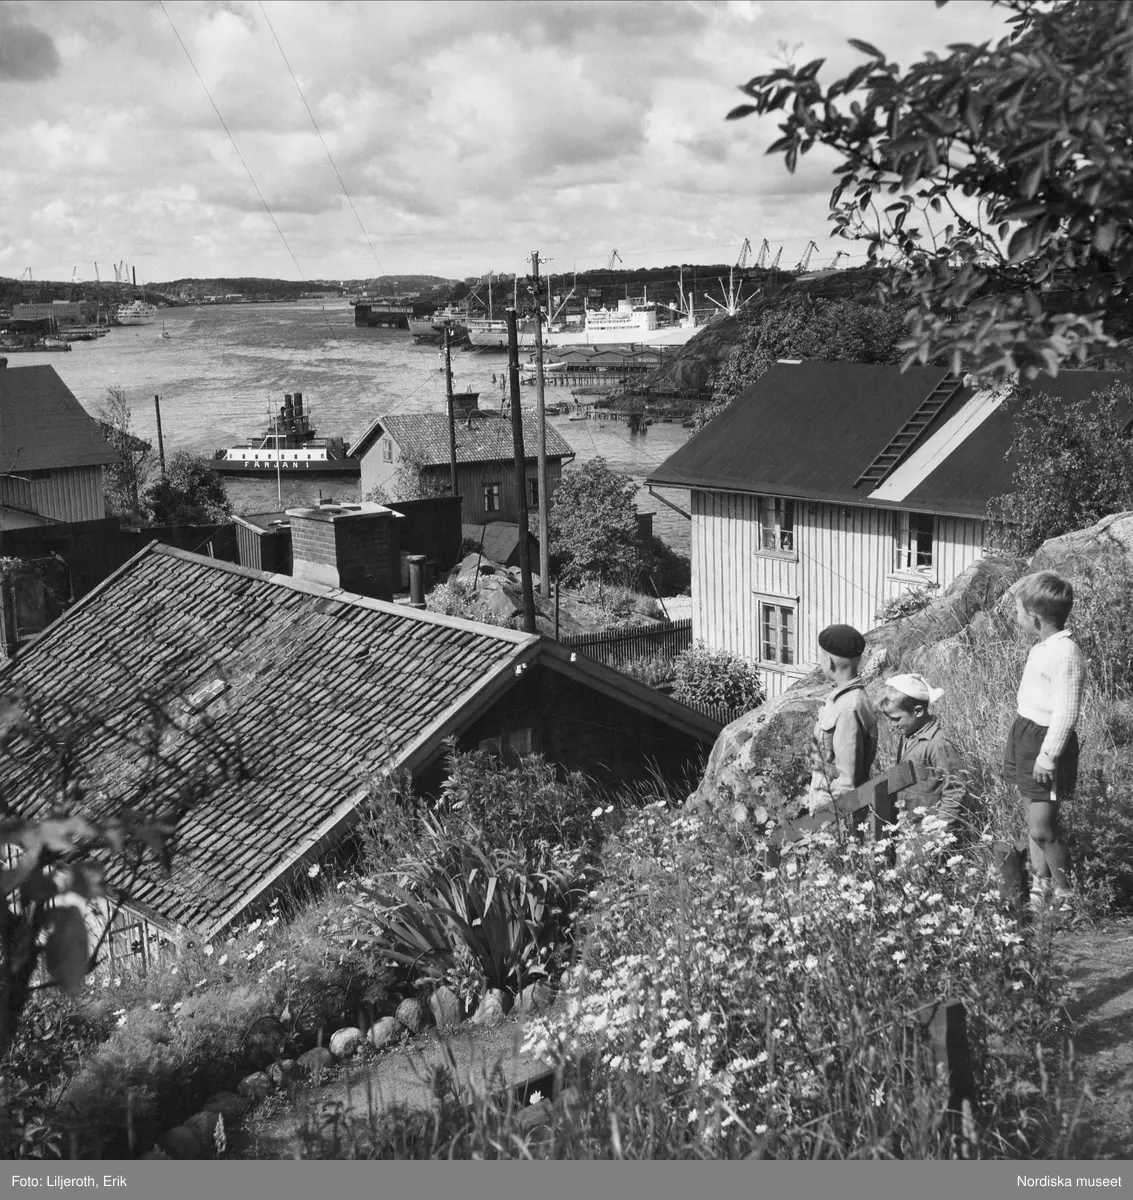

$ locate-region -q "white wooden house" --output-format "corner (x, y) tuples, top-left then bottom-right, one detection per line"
(0, 361), (118, 529)
(648, 362), (1131, 697)
(350, 396), (575, 525)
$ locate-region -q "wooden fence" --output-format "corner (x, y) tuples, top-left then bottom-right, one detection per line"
(559, 617), (693, 669)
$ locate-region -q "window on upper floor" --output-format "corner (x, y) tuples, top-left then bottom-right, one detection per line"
(894, 511), (934, 572)
(381, 438), (393, 463)
(759, 497), (795, 553)
(483, 482), (501, 512)
(759, 600), (796, 666)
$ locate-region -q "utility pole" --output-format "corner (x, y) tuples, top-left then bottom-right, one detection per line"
(530, 250), (550, 600)
(506, 308), (537, 633)
(444, 327), (458, 497)
(154, 394), (166, 476)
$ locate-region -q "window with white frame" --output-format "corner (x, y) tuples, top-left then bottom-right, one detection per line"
(894, 511), (934, 572)
(759, 601), (796, 666)
(483, 482), (501, 512)
(759, 497), (795, 552)
(381, 438), (393, 463)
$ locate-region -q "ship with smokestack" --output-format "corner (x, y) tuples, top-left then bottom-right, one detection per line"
(212, 390), (360, 477)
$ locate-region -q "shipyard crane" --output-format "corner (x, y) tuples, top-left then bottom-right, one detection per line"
(736, 238), (753, 270)
(605, 249), (622, 270)
(825, 250), (849, 270)
(795, 241), (819, 273)
(771, 246), (783, 270)
(21, 267), (32, 282)
(755, 239), (771, 270)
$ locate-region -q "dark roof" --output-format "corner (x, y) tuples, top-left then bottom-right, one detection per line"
(0, 364), (119, 473)
(0, 544), (716, 936)
(908, 370), (1133, 514)
(461, 520), (538, 566)
(646, 361), (1133, 517)
(351, 410), (575, 466)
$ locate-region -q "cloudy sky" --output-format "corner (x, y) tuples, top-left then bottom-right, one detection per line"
(1, 0), (1011, 285)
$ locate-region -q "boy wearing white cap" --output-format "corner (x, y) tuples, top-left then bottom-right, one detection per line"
(806, 624), (878, 814)
(881, 673), (970, 842)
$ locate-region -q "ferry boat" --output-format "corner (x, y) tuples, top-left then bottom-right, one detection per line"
(466, 300), (700, 351)
(212, 391), (360, 477)
(407, 305), (469, 342)
(116, 300), (158, 326)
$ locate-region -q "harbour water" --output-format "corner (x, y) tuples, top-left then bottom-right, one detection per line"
(10, 300), (692, 554)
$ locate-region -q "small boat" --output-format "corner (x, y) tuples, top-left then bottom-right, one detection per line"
(160, 322), (171, 339)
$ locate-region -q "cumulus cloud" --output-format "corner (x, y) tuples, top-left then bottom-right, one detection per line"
(3, 0), (1014, 280)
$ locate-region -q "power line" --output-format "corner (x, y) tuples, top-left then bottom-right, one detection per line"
(256, 2), (387, 279)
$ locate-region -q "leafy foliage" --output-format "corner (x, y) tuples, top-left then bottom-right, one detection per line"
(141, 450), (232, 525)
(549, 458), (644, 588)
(704, 295), (905, 422)
(364, 450), (452, 505)
(672, 643), (765, 712)
(875, 580), (940, 624)
(97, 388), (154, 520)
(729, 0), (1133, 378)
(988, 383), (1133, 554)
(0, 682), (244, 1077)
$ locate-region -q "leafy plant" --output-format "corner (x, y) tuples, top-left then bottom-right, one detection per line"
(141, 450), (232, 525)
(875, 580), (940, 624)
(97, 387), (154, 520)
(550, 459), (645, 589)
(672, 643), (765, 713)
(988, 383), (1133, 555)
(727, 0), (1131, 378)
(704, 295), (905, 422)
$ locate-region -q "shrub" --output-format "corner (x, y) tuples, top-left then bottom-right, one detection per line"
(425, 578), (511, 627)
(550, 459), (644, 588)
(620, 654), (680, 689)
(875, 580), (940, 624)
(672, 644), (765, 713)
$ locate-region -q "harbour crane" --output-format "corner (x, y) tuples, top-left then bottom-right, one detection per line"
(21, 267), (32, 282)
(606, 249), (622, 270)
(736, 237), (753, 270)
(796, 241), (819, 272)
(825, 250), (849, 270)
(771, 246), (783, 270)
(755, 239), (771, 270)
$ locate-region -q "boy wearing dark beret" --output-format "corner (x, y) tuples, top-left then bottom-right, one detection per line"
(805, 624), (878, 815)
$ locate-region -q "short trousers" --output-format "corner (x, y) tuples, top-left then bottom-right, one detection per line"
(1003, 715), (1079, 803)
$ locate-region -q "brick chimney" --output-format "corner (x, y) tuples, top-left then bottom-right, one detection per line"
(287, 500), (403, 601)
(451, 391), (480, 419)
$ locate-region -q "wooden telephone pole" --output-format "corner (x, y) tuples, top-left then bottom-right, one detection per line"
(530, 250), (550, 600)
(444, 328), (458, 496)
(506, 308), (538, 633)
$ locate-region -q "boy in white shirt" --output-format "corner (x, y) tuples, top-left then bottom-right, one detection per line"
(1003, 571), (1085, 912)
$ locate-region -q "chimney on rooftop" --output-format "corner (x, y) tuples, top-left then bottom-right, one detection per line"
(286, 501), (403, 602)
(451, 392), (480, 420)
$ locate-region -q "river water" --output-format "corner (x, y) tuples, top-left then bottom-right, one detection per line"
(13, 300), (691, 554)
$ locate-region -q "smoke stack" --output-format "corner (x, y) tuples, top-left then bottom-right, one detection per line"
(294, 392), (303, 418)
(132, 266), (136, 287)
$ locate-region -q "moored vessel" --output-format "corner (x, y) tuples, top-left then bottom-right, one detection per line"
(212, 391), (360, 476)
(116, 300), (158, 326)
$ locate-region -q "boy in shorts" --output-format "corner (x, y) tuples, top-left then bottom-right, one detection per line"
(1004, 572), (1085, 912)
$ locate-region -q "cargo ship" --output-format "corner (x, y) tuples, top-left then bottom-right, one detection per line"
(466, 300), (700, 350)
(212, 391), (360, 477)
(407, 305), (469, 342)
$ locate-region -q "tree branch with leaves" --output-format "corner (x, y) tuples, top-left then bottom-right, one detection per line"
(728, 0), (1133, 379)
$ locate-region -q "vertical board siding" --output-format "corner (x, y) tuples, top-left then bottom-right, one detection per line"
(693, 489), (987, 698)
(0, 466), (105, 523)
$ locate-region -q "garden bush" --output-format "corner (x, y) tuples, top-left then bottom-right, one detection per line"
(673, 644), (765, 713)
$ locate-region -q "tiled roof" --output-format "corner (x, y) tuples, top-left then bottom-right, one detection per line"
(354, 410), (575, 467)
(0, 545), (536, 936)
(0, 544), (718, 937)
(0, 364), (119, 472)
